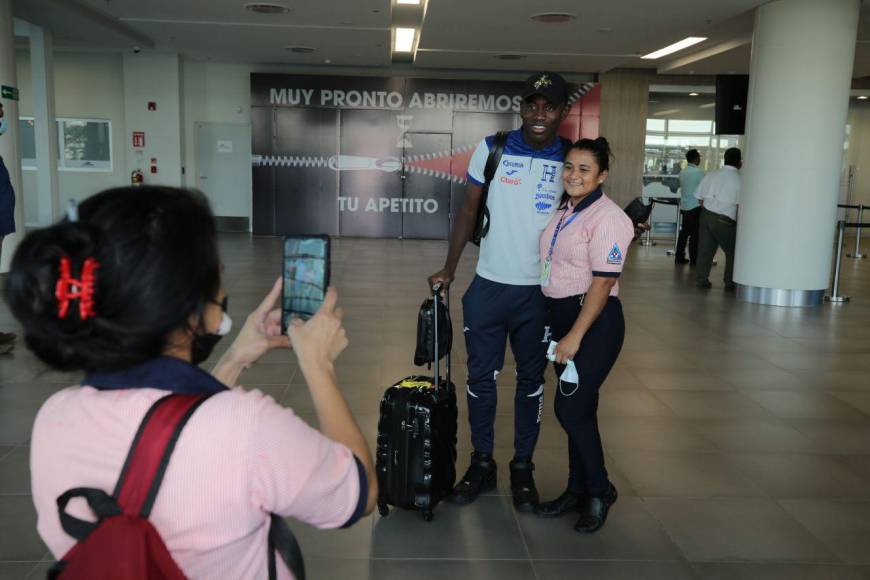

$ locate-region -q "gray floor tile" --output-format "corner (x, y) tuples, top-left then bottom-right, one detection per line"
(285, 514), (375, 560)
(600, 417), (717, 452)
(0, 496), (46, 561)
(598, 388), (676, 417)
(786, 420), (870, 454)
(689, 418), (817, 452)
(653, 391), (773, 419)
(724, 453), (870, 499)
(536, 561), (699, 580)
(608, 450), (765, 498)
(372, 496), (526, 559)
(778, 500), (870, 565)
(517, 496), (684, 560)
(743, 391), (869, 420)
(0, 446), (30, 494)
(305, 559), (537, 580)
(693, 563), (866, 580)
(830, 392), (870, 417)
(644, 497), (838, 563)
(0, 563), (40, 580)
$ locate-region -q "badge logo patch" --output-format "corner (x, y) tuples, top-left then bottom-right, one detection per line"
(607, 243), (623, 265)
(534, 75), (552, 90)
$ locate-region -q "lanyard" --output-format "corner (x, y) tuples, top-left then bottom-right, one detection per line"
(546, 208), (580, 263)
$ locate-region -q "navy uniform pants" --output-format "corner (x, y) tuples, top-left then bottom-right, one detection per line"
(547, 295), (624, 496)
(462, 276), (549, 460)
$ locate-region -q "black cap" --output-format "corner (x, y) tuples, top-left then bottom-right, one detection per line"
(521, 71), (568, 105)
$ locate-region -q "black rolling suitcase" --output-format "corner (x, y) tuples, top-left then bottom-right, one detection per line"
(376, 285), (457, 522)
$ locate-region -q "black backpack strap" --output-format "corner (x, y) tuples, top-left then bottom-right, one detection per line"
(268, 514), (306, 580)
(560, 136), (573, 157)
(474, 131), (508, 244)
(112, 393), (212, 518)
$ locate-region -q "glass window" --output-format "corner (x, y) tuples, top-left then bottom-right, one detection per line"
(58, 119), (112, 171)
(646, 119), (665, 132)
(668, 119), (713, 133)
(19, 117), (36, 169)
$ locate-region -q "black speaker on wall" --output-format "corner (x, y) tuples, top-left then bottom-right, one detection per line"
(715, 75), (749, 135)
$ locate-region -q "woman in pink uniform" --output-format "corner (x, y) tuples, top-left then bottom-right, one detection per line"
(6, 186), (375, 579)
(534, 138), (633, 533)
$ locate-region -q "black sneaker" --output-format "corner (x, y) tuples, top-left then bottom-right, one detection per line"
(509, 459), (539, 512)
(674, 257), (689, 265)
(449, 452), (497, 505)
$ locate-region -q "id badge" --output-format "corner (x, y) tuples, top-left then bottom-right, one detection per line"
(540, 259), (552, 287)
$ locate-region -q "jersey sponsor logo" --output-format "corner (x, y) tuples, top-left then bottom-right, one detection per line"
(500, 176), (522, 185)
(540, 164), (558, 183)
(535, 192), (555, 201)
(505, 169), (519, 176)
(535, 201), (553, 213)
(502, 159), (525, 169)
(607, 243), (623, 265)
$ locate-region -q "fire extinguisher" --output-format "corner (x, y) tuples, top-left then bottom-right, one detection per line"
(131, 169), (144, 186)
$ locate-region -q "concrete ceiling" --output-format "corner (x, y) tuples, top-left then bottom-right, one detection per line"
(11, 0), (870, 78)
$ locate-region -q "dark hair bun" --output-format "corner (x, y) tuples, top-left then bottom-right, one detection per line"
(4, 187), (221, 372)
(571, 136), (613, 172)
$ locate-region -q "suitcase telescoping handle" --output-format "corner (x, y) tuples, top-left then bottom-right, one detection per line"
(431, 283), (451, 393)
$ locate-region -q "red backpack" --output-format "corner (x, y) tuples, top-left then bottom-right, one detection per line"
(48, 393), (305, 580)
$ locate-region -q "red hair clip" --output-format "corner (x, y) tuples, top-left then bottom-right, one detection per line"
(55, 256), (100, 320)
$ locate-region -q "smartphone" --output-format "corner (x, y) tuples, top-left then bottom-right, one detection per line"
(282, 235), (331, 332)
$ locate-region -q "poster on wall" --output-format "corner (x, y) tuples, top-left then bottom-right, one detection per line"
(250, 73), (599, 238)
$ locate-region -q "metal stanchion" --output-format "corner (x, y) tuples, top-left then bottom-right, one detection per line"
(825, 220), (850, 303)
(640, 198), (656, 247)
(666, 207), (681, 257)
(847, 205), (866, 259)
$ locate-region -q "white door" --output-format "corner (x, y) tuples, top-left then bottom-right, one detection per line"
(194, 122), (251, 222)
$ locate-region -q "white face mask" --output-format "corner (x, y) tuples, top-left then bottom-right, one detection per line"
(217, 312), (232, 336)
(546, 340), (580, 396)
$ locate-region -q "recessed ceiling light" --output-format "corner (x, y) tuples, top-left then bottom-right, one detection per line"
(324, 59), (332, 64)
(285, 46), (316, 54)
(689, 92), (699, 97)
(397, 0), (421, 4)
(531, 12), (577, 24)
(244, 2), (290, 15)
(395, 27), (416, 52)
(642, 37), (707, 59)
(653, 108), (681, 116)
(496, 54), (525, 61)
(700, 102), (715, 109)
(859, 95), (869, 100)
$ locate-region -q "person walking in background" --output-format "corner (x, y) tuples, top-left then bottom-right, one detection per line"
(695, 148), (742, 291)
(0, 102), (18, 353)
(675, 149), (704, 266)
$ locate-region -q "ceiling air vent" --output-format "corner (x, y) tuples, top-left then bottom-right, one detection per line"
(496, 54), (525, 61)
(286, 46), (316, 54)
(244, 3), (290, 15)
(530, 13), (576, 24)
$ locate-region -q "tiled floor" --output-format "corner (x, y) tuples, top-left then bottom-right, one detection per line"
(2, 233), (870, 579)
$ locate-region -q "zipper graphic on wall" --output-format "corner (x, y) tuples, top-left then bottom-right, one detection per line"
(251, 143), (478, 185)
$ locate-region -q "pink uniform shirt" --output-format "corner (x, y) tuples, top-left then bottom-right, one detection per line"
(539, 191), (634, 299)
(30, 385), (361, 580)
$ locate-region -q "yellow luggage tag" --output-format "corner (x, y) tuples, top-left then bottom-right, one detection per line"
(398, 379), (434, 389)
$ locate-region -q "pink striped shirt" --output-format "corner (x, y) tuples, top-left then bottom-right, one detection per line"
(539, 191), (634, 299)
(30, 386), (361, 579)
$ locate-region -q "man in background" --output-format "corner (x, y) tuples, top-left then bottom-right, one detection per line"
(0, 102), (18, 353)
(675, 149), (704, 266)
(695, 148), (742, 291)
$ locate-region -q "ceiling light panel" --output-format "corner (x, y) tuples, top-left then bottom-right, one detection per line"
(397, 0), (421, 4)
(642, 37), (707, 60)
(395, 27), (416, 52)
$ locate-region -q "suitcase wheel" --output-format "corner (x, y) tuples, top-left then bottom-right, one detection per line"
(422, 510), (434, 522)
(377, 501), (389, 517)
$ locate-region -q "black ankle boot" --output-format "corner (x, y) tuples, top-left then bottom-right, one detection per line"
(509, 458), (539, 512)
(535, 490), (582, 518)
(449, 452), (497, 506)
(575, 482), (618, 533)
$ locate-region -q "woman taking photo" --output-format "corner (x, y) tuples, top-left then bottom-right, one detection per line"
(6, 186), (375, 579)
(535, 138), (633, 533)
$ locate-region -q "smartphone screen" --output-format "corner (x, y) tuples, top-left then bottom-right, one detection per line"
(282, 235), (330, 332)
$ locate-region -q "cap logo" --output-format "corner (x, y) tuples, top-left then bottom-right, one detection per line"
(534, 75), (552, 90)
